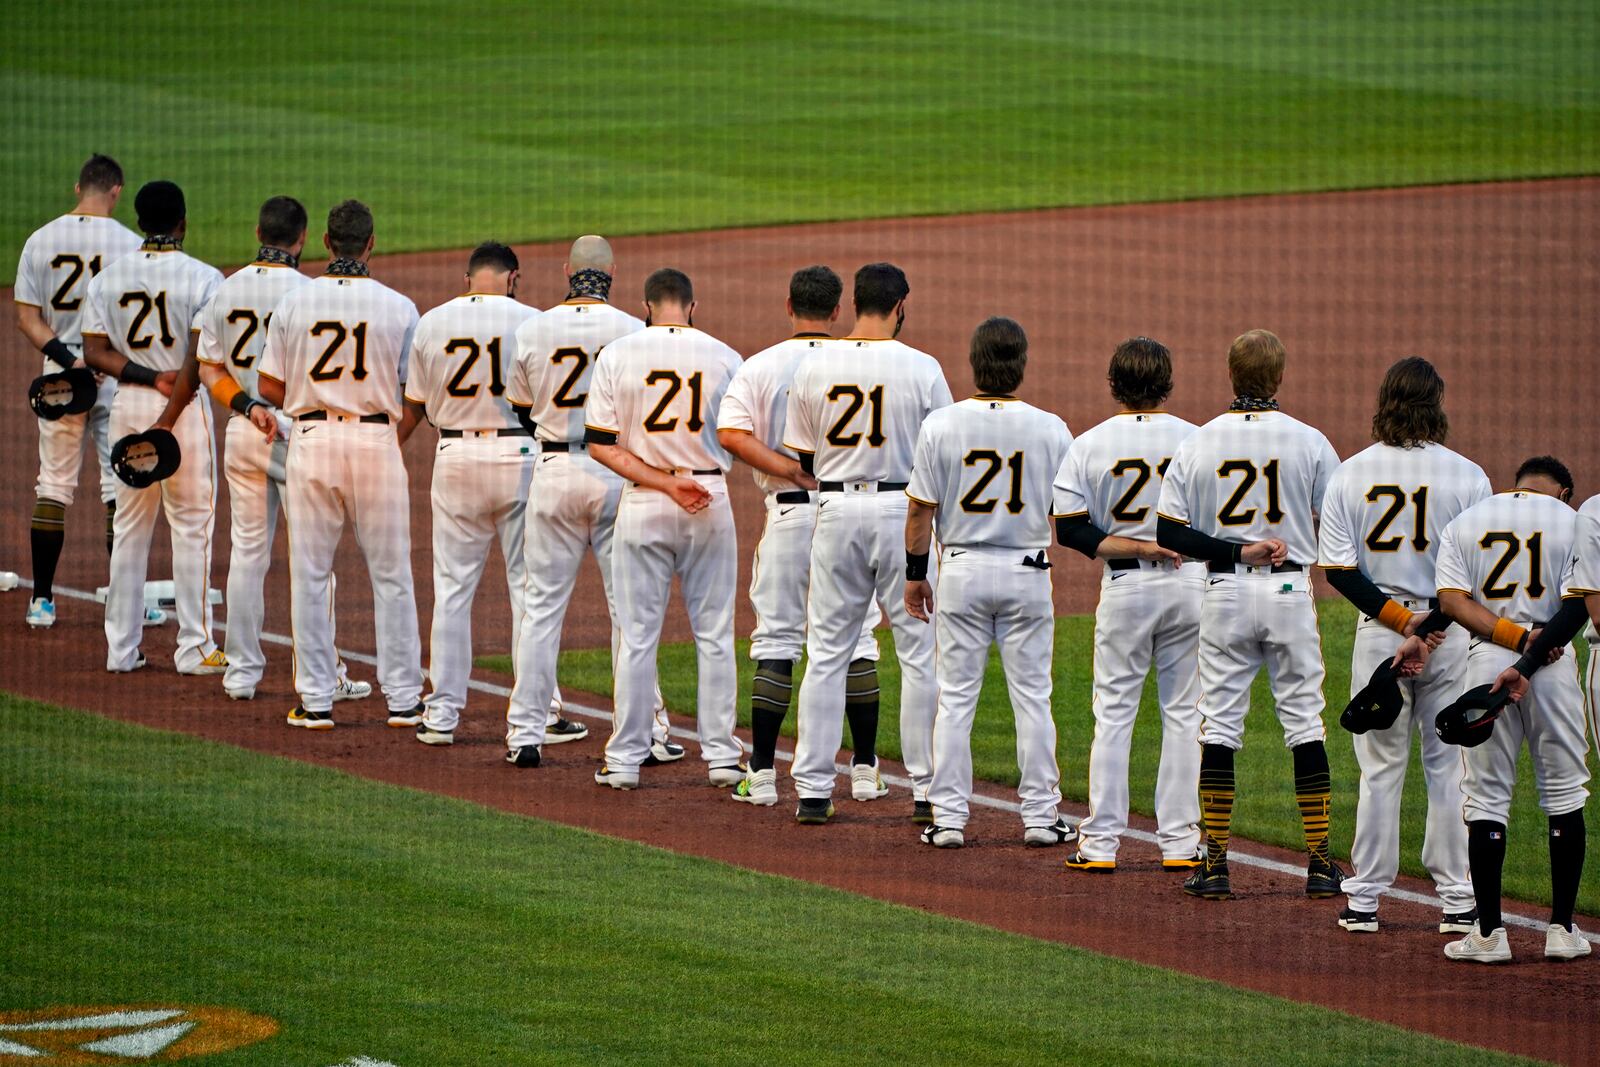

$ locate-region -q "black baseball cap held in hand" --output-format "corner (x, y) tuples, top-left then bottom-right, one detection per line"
(1435, 684), (1511, 747)
(1340, 660), (1404, 735)
(28, 366), (97, 420)
(111, 429), (181, 488)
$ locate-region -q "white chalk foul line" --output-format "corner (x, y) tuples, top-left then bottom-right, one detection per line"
(33, 580), (1591, 942)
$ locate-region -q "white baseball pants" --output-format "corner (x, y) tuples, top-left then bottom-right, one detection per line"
(422, 433), (534, 732)
(747, 492), (878, 664)
(104, 385), (219, 672)
(36, 356), (117, 507)
(603, 477), (742, 773)
(926, 544), (1061, 830)
(1341, 607), (1473, 914)
(1196, 568), (1327, 751)
(505, 450), (668, 749)
(285, 418), (421, 713)
(1460, 640), (1589, 823)
(791, 490), (938, 802)
(1077, 562), (1204, 862)
(219, 412), (287, 692)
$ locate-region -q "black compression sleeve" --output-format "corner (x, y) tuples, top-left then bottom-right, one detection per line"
(42, 338), (76, 369)
(1413, 608), (1453, 638)
(120, 361), (159, 387)
(512, 404), (537, 435)
(798, 451), (814, 476)
(583, 427), (618, 446)
(1156, 516), (1242, 565)
(1055, 514), (1109, 559)
(1512, 598), (1590, 678)
(1323, 567), (1392, 619)
(228, 390), (260, 416)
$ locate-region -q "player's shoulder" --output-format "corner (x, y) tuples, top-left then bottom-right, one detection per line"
(179, 252), (224, 286)
(1579, 494), (1600, 522)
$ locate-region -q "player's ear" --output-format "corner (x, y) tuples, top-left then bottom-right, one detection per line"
(323, 232), (333, 253)
(785, 297), (795, 318)
(256, 225), (265, 246)
(175, 219), (188, 240)
(73, 182), (82, 200)
(562, 261), (571, 278)
(829, 304), (841, 324)
(363, 233), (375, 258)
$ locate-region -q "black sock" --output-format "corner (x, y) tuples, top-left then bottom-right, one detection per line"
(30, 498), (67, 600)
(1468, 820), (1507, 937)
(1198, 744), (1235, 863)
(844, 658), (880, 766)
(1549, 809), (1586, 930)
(749, 660), (793, 772)
(104, 500), (116, 556)
(1292, 741), (1333, 865)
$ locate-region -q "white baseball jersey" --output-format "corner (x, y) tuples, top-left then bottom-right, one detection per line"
(257, 274), (419, 420)
(14, 213), (142, 359)
(585, 325), (741, 471)
(1158, 409), (1340, 565)
(507, 298), (643, 443)
(1436, 490), (1579, 625)
(905, 396), (1072, 549)
(82, 248), (222, 369)
(404, 293), (539, 431)
(1318, 442), (1492, 601)
(783, 337), (952, 483)
(1053, 411), (1197, 542)
(195, 261), (310, 402)
(1564, 495), (1600, 597)
(718, 333), (832, 495)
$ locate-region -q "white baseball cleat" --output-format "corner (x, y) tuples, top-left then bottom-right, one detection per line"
(1444, 926), (1512, 964)
(25, 597), (55, 628)
(921, 825), (965, 848)
(1546, 923), (1592, 961)
(594, 766), (640, 790)
(180, 648), (228, 676)
(332, 676), (373, 702)
(1023, 818), (1078, 847)
(225, 686), (256, 701)
(850, 761), (889, 801)
(731, 767), (778, 806)
(708, 764), (746, 788)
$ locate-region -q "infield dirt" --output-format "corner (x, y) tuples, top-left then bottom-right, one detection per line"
(3, 179), (1598, 1063)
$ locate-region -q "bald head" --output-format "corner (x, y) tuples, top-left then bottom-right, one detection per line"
(567, 235), (614, 273)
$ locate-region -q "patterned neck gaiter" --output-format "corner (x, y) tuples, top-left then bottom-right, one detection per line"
(566, 268), (612, 301)
(255, 246), (299, 268)
(141, 235), (183, 252)
(1229, 395), (1281, 413)
(326, 258), (369, 278)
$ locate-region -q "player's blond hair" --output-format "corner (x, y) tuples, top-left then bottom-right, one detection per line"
(1227, 329), (1285, 400)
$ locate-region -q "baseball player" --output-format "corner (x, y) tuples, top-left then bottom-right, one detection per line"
(403, 242), (539, 747)
(1052, 337), (1203, 871)
(1427, 456), (1589, 963)
(715, 265), (880, 807)
(1155, 329), (1344, 900)
(904, 317), (1073, 848)
(584, 268), (745, 788)
(14, 154), (143, 629)
(500, 237), (677, 767)
(785, 263), (952, 825)
(1317, 357), (1487, 935)
(80, 180), (223, 674)
(257, 199), (424, 730)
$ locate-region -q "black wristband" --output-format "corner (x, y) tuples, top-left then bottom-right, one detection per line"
(229, 391), (261, 417)
(42, 338), (76, 369)
(906, 551), (929, 582)
(120, 361), (159, 387)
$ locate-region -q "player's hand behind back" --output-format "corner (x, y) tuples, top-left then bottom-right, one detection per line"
(666, 476), (712, 514)
(1239, 538), (1287, 566)
(248, 403), (279, 440)
(1134, 541), (1182, 565)
(154, 370), (178, 397)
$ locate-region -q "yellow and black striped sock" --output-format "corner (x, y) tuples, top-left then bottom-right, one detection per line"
(30, 498), (67, 600)
(1293, 741), (1333, 864)
(1198, 743), (1235, 862)
(749, 660), (793, 772)
(844, 658), (881, 767)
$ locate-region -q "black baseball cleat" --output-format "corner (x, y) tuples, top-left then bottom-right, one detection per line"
(911, 800), (934, 825)
(1183, 856), (1231, 900)
(1306, 855), (1345, 899)
(642, 739), (686, 766)
(1337, 906), (1379, 933)
(544, 717), (588, 745)
(1063, 851), (1116, 873)
(505, 746), (541, 768)
(386, 701), (425, 728)
(1440, 909), (1478, 935)
(795, 798), (835, 825)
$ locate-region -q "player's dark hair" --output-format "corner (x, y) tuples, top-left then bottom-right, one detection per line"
(1515, 455), (1574, 500)
(326, 198), (374, 258)
(1228, 329), (1285, 399)
(467, 241), (519, 275)
(644, 267), (694, 307)
(853, 262), (909, 316)
(970, 316), (1027, 394)
(133, 180), (185, 236)
(1372, 356), (1448, 448)
(257, 196), (307, 249)
(1108, 337), (1173, 410)
(78, 154), (123, 195)
(789, 265), (842, 321)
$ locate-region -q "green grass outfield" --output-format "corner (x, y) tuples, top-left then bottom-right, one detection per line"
(0, 696), (1534, 1066)
(4, 1), (1598, 279)
(482, 597), (1599, 915)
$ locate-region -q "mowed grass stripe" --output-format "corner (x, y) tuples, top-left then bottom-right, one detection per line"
(0, 695), (1531, 1066)
(3, 1), (1597, 279)
(481, 597), (1598, 915)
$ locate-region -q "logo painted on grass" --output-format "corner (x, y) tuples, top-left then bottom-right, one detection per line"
(0, 1005), (277, 1063)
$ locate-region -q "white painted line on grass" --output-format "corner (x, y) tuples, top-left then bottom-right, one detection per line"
(34, 580), (1589, 942)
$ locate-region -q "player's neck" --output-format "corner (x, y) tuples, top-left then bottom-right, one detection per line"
(71, 196), (115, 218)
(848, 314), (898, 340)
(789, 319), (832, 338)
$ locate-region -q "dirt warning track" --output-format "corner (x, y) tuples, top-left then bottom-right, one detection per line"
(3, 180), (1599, 1062)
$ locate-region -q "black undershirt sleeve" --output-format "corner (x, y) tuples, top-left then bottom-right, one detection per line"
(584, 427), (618, 446)
(798, 451), (814, 476)
(1512, 598), (1591, 678)
(1323, 567), (1392, 620)
(512, 404), (537, 436)
(1055, 514), (1109, 559)
(1156, 516), (1242, 565)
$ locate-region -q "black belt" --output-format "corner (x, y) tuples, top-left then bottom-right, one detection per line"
(1207, 560), (1303, 575)
(438, 427), (531, 438)
(540, 440), (584, 453)
(775, 491), (811, 505)
(298, 410), (389, 424)
(1107, 558), (1140, 571)
(686, 469), (722, 476)
(818, 481), (909, 492)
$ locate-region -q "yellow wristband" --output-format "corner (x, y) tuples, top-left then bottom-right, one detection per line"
(1376, 600), (1414, 634)
(1491, 617), (1529, 652)
(209, 376), (243, 408)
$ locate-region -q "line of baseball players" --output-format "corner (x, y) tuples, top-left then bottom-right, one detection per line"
(16, 158), (1595, 968)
